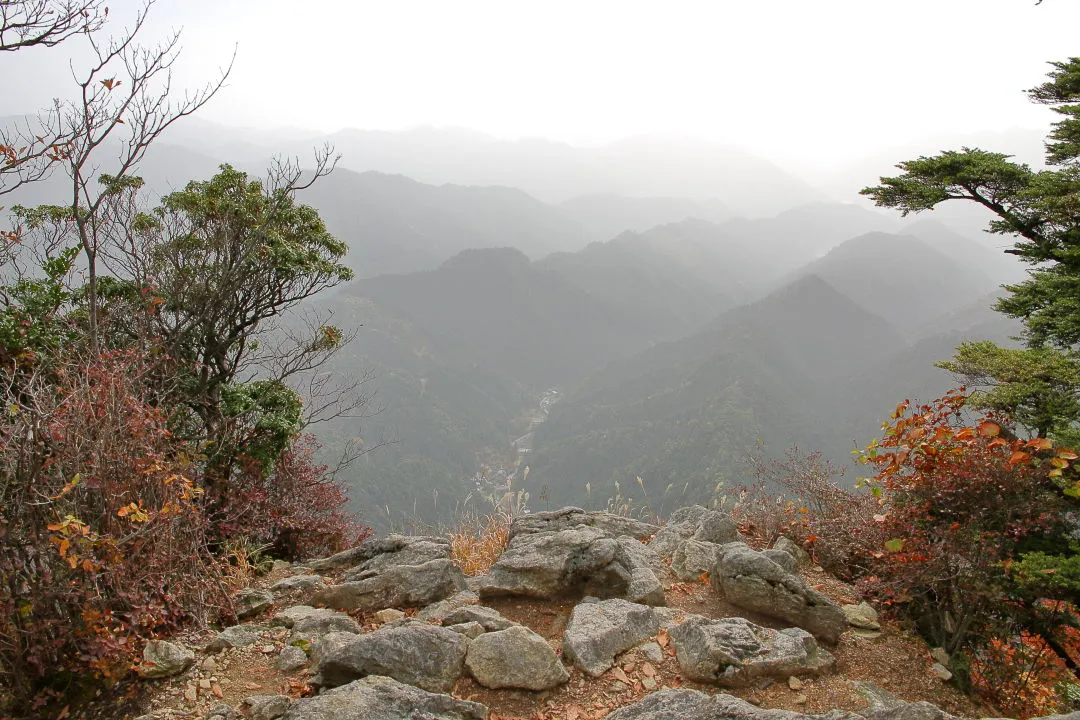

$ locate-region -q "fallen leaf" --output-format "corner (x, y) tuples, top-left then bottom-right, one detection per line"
(211, 683), (223, 698)
(657, 629), (670, 648)
(642, 662), (656, 677)
(612, 667), (630, 684)
(244, 682), (263, 690)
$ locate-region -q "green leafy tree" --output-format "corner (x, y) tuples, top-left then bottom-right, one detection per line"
(863, 58), (1080, 438)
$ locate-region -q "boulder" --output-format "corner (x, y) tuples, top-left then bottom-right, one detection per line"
(711, 543), (847, 643)
(650, 506), (743, 560)
(245, 695), (292, 720)
(138, 640), (194, 678)
(207, 624), (267, 652)
(442, 605), (518, 632)
(669, 615), (835, 686)
(308, 535), (449, 572)
(692, 512), (740, 545)
(277, 645), (309, 672)
(446, 621), (487, 639)
(475, 527), (664, 605)
(205, 704), (240, 720)
(509, 507), (658, 541)
(270, 605), (361, 639)
(235, 588), (274, 619)
(671, 540), (721, 582)
(373, 608), (406, 624)
(774, 536), (812, 568)
(311, 559), (466, 612)
(762, 548), (799, 574)
(271, 575), (326, 593)
(465, 626), (568, 690)
(316, 621), (469, 693)
(563, 598), (659, 677)
(280, 676), (488, 720)
(342, 536), (452, 579)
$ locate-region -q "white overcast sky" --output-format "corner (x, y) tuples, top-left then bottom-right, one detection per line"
(3, 0), (1079, 174)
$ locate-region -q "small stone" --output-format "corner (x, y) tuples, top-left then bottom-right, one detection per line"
(199, 678), (212, 690)
(931, 662), (953, 681)
(641, 676), (658, 690)
(788, 676), (804, 690)
(794, 694), (808, 705)
(201, 657), (217, 673)
(260, 644), (277, 654)
(374, 608), (406, 624)
(183, 687), (197, 704)
(930, 647), (951, 667)
(139, 640), (195, 679)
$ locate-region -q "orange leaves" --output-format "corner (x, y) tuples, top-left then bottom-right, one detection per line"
(1009, 450), (1031, 466)
(978, 420), (1001, 437)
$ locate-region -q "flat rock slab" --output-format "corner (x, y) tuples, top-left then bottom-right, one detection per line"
(711, 543), (847, 643)
(271, 575), (326, 593)
(311, 559), (465, 612)
(563, 598), (659, 677)
(475, 527), (665, 605)
(442, 605), (518, 632)
(509, 507), (658, 541)
(465, 626), (568, 690)
(669, 615), (835, 686)
(308, 535), (450, 573)
(280, 676), (488, 720)
(343, 537), (452, 579)
(269, 605), (361, 639)
(316, 621), (468, 693)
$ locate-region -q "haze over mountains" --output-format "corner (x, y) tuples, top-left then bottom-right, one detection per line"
(1, 119), (1030, 528)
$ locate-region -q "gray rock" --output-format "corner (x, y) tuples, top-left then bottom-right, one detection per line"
(465, 625), (568, 690)
(763, 548), (799, 574)
(865, 702), (961, 720)
(206, 624), (267, 652)
(308, 535), (447, 571)
(774, 536), (811, 568)
(637, 641), (664, 664)
(342, 536), (452, 579)
(648, 524), (694, 559)
(853, 681), (903, 711)
(563, 598), (659, 676)
(271, 575), (326, 593)
(930, 646), (950, 667)
(616, 537), (666, 605)
(442, 605), (518, 631)
(277, 645), (309, 672)
(415, 590), (481, 623)
(693, 511), (741, 545)
(373, 608), (406, 624)
(606, 690), (777, 720)
(667, 505), (714, 528)
(311, 559), (466, 611)
(671, 539), (722, 581)
(843, 602), (881, 631)
(509, 506), (658, 541)
(711, 543), (847, 643)
(205, 704), (240, 720)
(245, 695), (292, 720)
(931, 663), (953, 681)
(316, 621), (469, 693)
(235, 588), (275, 620)
(280, 676), (488, 720)
(447, 621), (487, 639)
(270, 606), (361, 638)
(669, 615), (835, 686)
(138, 639), (195, 678)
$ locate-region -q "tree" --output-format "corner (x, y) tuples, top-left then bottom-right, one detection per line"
(862, 58), (1080, 438)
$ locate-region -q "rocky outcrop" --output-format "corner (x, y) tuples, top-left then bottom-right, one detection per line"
(474, 527), (664, 605)
(316, 621), (468, 693)
(671, 539), (721, 582)
(464, 625), (568, 690)
(311, 559), (466, 611)
(307, 535), (450, 572)
(774, 536), (811, 567)
(563, 598), (659, 677)
(280, 676), (488, 720)
(138, 640), (195, 678)
(668, 615), (835, 686)
(649, 505), (742, 560)
(711, 543), (847, 643)
(271, 575), (326, 593)
(509, 507), (658, 541)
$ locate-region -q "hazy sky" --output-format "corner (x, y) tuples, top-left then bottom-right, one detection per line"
(3, 0), (1079, 173)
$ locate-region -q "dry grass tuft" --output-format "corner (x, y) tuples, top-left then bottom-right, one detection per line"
(449, 510), (512, 576)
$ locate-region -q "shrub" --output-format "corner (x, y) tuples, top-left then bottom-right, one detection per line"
(449, 510), (513, 576)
